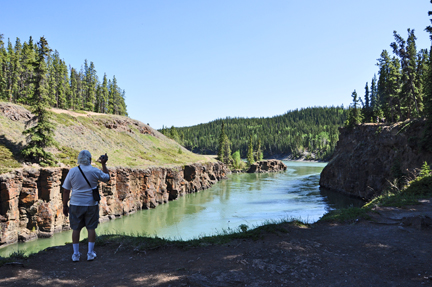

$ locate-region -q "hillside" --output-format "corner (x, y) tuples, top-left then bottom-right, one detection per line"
(162, 106), (348, 161)
(0, 102), (214, 174)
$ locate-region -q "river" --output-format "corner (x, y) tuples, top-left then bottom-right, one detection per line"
(0, 161), (363, 257)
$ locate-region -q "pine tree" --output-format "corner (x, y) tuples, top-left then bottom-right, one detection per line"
(370, 75), (380, 121)
(0, 34), (6, 100)
(247, 135), (255, 165)
(11, 38), (23, 103)
(20, 37), (36, 104)
(422, 7), (432, 152)
(84, 60), (97, 111)
(346, 90), (362, 127)
(69, 67), (78, 109)
(377, 50), (392, 121)
(387, 57), (402, 121)
(362, 82), (371, 122)
(391, 29), (420, 119)
(255, 139), (263, 161)
(217, 121), (226, 162)
(21, 36), (57, 166)
(101, 73), (108, 113)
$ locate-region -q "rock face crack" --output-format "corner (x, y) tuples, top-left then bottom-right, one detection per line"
(0, 162), (228, 246)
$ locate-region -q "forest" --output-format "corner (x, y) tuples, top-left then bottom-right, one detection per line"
(345, 26), (432, 153)
(346, 28), (431, 126)
(161, 106), (349, 161)
(0, 35), (127, 115)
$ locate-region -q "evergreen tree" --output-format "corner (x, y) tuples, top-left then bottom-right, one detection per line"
(10, 38), (23, 103)
(222, 133), (233, 165)
(391, 29), (420, 119)
(387, 57), (402, 121)
(422, 7), (432, 152)
(69, 67), (78, 109)
(46, 51), (57, 106)
(216, 121), (233, 165)
(362, 82), (371, 122)
(20, 37), (36, 104)
(370, 74), (380, 121)
(21, 37), (57, 166)
(255, 139), (263, 161)
(100, 73), (109, 113)
(169, 126), (180, 142)
(346, 90), (362, 127)
(0, 34), (6, 100)
(247, 135), (255, 165)
(217, 121), (226, 162)
(84, 60), (97, 111)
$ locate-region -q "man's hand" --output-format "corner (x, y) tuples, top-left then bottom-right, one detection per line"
(98, 153), (108, 164)
(63, 205), (69, 217)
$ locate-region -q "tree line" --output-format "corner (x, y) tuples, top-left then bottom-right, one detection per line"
(0, 34), (127, 115)
(345, 4), (432, 153)
(346, 29), (429, 126)
(161, 106), (348, 161)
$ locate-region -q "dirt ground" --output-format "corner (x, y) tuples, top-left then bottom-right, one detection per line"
(1, 201), (432, 287)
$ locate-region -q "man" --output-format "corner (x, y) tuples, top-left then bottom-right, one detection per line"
(62, 150), (110, 262)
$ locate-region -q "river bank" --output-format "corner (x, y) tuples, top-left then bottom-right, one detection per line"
(1, 161), (343, 257)
(0, 162), (229, 247)
(1, 199), (431, 286)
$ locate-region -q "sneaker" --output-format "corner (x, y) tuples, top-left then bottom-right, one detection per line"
(72, 253), (80, 262)
(87, 251), (97, 261)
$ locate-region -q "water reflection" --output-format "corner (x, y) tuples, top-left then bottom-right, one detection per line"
(0, 161), (362, 257)
(320, 187), (365, 210)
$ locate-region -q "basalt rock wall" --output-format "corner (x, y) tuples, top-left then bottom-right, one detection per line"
(247, 160), (287, 173)
(319, 120), (432, 200)
(0, 162), (228, 246)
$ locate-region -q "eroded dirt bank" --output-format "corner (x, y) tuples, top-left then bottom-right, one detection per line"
(1, 200), (432, 286)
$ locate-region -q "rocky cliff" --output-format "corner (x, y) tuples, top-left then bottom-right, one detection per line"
(0, 162), (228, 246)
(247, 160), (287, 173)
(319, 120), (432, 200)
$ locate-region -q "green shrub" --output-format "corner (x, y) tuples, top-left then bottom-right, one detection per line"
(231, 150), (246, 170)
(403, 174), (432, 195)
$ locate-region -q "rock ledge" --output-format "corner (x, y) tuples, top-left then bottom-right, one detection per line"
(247, 160), (287, 173)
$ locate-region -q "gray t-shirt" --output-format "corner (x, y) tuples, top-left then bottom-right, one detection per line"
(62, 164), (110, 206)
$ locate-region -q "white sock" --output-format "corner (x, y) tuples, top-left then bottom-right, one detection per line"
(73, 243), (79, 254)
(88, 242), (95, 253)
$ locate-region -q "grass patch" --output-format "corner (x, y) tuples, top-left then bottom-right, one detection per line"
(0, 144), (22, 174)
(320, 207), (371, 223)
(94, 219), (294, 252)
(321, 173), (432, 223)
(364, 174), (432, 208)
(1, 103), (213, 170)
(55, 146), (80, 166)
(51, 112), (77, 127)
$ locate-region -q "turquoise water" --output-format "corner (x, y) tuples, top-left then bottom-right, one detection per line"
(0, 161), (362, 257)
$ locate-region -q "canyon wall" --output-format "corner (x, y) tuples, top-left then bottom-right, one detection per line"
(0, 162), (228, 246)
(319, 120), (432, 200)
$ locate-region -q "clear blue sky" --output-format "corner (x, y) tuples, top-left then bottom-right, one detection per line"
(1, 1), (431, 129)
